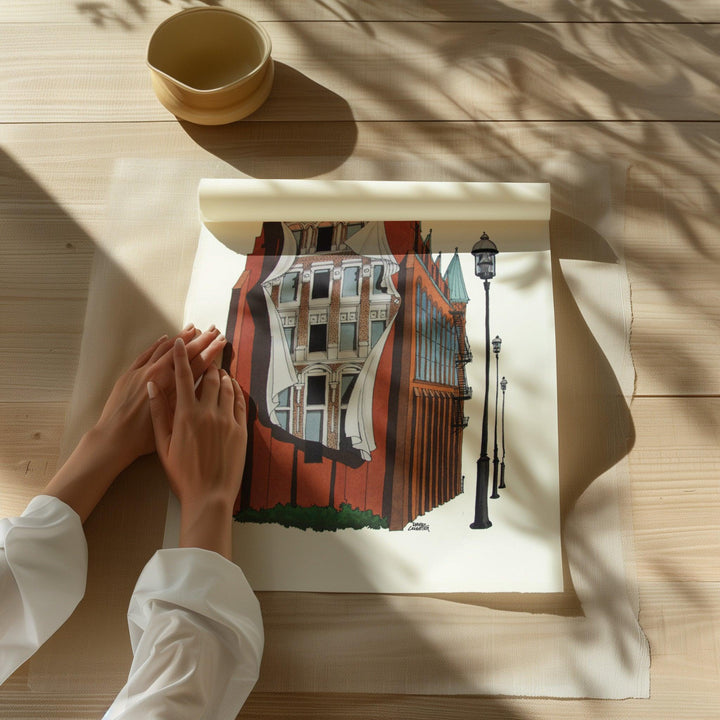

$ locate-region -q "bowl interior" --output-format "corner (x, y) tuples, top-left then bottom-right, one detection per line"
(148, 10), (269, 91)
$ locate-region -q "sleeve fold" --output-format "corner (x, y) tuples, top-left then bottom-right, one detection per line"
(0, 495), (87, 684)
(103, 547), (264, 720)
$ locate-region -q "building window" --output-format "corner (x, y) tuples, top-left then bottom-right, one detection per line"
(346, 222), (363, 239)
(280, 271), (300, 303)
(341, 265), (360, 297)
(316, 226), (333, 252)
(283, 325), (295, 353)
(275, 387), (291, 432)
(370, 319), (385, 348)
(305, 374), (327, 443)
(339, 322), (357, 352)
(306, 374), (326, 405)
(339, 372), (358, 450)
(305, 410), (323, 443)
(308, 323), (327, 353)
(340, 373), (357, 405)
(311, 269), (330, 299)
(372, 264), (386, 294)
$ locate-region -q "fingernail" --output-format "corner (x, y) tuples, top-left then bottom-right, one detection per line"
(158, 334), (169, 342)
(174, 337), (184, 349)
(208, 324), (216, 332)
(147, 381), (157, 399)
(183, 322), (194, 331)
(217, 334), (226, 343)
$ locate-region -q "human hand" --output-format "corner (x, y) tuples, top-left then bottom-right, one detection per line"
(148, 338), (247, 558)
(95, 325), (227, 470)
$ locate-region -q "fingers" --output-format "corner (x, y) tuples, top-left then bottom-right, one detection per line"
(199, 367), (221, 407)
(186, 324), (217, 353)
(219, 371), (235, 415)
(147, 381), (171, 458)
(232, 378), (247, 425)
(134, 324), (197, 371)
(188, 330), (227, 380)
(173, 338), (196, 411)
(131, 334), (169, 370)
(152, 324), (197, 365)
(148, 336), (176, 365)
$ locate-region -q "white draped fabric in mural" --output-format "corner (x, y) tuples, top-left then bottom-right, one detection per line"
(263, 221), (400, 460)
(262, 223), (299, 419)
(343, 222), (400, 460)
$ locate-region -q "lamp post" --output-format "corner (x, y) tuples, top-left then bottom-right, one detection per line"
(499, 376), (507, 489)
(469, 232), (498, 530)
(490, 335), (502, 499)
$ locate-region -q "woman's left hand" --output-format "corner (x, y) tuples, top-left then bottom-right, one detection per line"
(95, 325), (227, 470)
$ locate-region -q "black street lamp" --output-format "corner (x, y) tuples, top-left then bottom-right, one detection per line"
(490, 335), (502, 499)
(499, 376), (507, 489)
(469, 232), (498, 530)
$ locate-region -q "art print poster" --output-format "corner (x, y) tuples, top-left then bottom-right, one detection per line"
(168, 181), (561, 593)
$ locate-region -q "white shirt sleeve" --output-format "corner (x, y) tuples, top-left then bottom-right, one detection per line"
(0, 495), (88, 685)
(103, 547), (264, 720)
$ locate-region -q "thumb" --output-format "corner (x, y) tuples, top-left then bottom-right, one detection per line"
(147, 381), (171, 460)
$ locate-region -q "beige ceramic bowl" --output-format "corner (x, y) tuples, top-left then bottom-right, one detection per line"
(147, 7), (273, 125)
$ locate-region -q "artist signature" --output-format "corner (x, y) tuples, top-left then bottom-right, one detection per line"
(408, 522), (430, 532)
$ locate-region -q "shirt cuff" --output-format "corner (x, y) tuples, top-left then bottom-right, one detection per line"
(0, 495), (87, 683)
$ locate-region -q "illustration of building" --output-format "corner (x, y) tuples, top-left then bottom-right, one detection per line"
(223, 220), (472, 530)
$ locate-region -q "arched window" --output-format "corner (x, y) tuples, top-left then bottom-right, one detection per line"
(304, 373), (328, 444)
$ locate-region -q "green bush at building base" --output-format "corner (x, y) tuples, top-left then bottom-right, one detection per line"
(233, 502), (389, 532)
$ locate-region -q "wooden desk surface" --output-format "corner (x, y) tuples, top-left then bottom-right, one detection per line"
(1, 2), (718, 718)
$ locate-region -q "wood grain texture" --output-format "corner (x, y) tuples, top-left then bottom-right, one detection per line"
(0, 580), (716, 718)
(3, 0), (720, 24)
(628, 397), (720, 582)
(1, 22), (719, 122)
(0, 402), (65, 515)
(0, 0), (718, 716)
(1, 120), (718, 396)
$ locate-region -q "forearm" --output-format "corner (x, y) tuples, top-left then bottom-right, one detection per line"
(44, 425), (130, 523)
(179, 496), (234, 560)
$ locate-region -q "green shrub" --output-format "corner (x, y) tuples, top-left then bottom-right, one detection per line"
(234, 502), (388, 532)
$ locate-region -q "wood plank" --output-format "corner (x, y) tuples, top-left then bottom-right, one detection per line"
(0, 253), (91, 298)
(2, 0), (719, 24)
(0, 581), (717, 718)
(0, 333), (80, 403)
(625, 161), (720, 396)
(1, 22), (719, 122)
(0, 402), (65, 516)
(0, 298), (86, 334)
(629, 397), (720, 582)
(1, 0), (718, 712)
(1, 121), (718, 396)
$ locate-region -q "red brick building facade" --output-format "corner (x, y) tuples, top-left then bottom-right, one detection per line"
(224, 220), (471, 530)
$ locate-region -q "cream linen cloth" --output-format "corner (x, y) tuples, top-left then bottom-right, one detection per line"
(0, 495), (264, 719)
(45, 160), (648, 698)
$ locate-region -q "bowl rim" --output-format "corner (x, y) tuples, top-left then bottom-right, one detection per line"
(146, 6), (273, 95)
(152, 57), (275, 125)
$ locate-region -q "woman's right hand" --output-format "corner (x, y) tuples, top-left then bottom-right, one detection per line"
(148, 338), (247, 559)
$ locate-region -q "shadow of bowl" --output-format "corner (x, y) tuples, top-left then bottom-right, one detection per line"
(180, 61), (358, 178)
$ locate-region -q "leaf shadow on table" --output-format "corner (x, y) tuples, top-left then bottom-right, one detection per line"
(0, 148), (528, 717)
(180, 62), (358, 178)
(5, 0), (719, 709)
